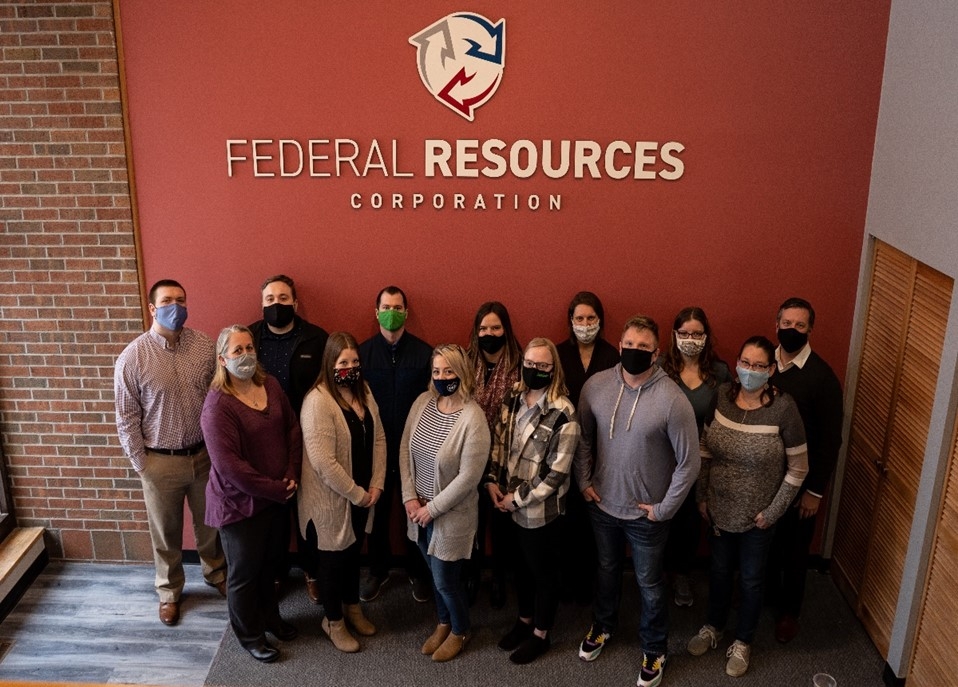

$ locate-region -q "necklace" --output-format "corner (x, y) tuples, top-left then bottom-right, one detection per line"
(235, 384), (265, 409)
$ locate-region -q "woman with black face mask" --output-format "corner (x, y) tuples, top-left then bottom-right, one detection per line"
(465, 301), (522, 608)
(400, 344), (490, 662)
(483, 337), (580, 664)
(298, 332), (386, 654)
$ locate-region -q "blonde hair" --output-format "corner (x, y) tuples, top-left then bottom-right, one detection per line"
(210, 324), (266, 394)
(430, 343), (475, 404)
(516, 337), (569, 402)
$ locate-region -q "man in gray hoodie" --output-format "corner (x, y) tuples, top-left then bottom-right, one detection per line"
(574, 315), (700, 687)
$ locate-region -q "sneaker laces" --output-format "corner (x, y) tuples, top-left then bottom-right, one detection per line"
(726, 641), (748, 661)
(698, 625), (719, 649)
(643, 652), (665, 672)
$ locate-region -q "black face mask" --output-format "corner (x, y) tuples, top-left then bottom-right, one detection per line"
(620, 348), (654, 375)
(777, 327), (808, 354)
(522, 366), (552, 390)
(263, 303), (295, 329)
(433, 377), (461, 397)
(477, 334), (507, 354)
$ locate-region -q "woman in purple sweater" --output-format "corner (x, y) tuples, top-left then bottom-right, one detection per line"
(201, 324), (302, 663)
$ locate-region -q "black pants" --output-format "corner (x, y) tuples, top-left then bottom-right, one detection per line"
(766, 503), (815, 617)
(664, 489), (702, 575)
(219, 504), (286, 648)
(308, 508), (367, 622)
(559, 475), (597, 600)
(366, 467), (430, 582)
(514, 517), (563, 631)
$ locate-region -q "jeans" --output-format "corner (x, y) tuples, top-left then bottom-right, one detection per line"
(588, 502), (670, 655)
(417, 523), (470, 635)
(707, 524), (776, 644)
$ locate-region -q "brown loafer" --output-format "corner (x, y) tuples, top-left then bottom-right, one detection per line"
(215, 580), (227, 598)
(159, 601), (180, 626)
(306, 576), (320, 605)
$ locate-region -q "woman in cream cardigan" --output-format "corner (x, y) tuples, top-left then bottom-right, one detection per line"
(299, 332), (386, 653)
(400, 343), (491, 662)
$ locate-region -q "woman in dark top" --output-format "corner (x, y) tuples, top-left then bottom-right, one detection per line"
(465, 301), (521, 607)
(660, 306), (731, 608)
(298, 332), (386, 653)
(556, 291), (620, 409)
(555, 291), (619, 604)
(201, 325), (302, 663)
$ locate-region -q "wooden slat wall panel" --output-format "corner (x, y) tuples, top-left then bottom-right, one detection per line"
(834, 241), (912, 597)
(910, 427), (958, 686)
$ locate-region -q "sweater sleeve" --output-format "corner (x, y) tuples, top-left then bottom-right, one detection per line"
(279, 382), (303, 483)
(573, 380), (597, 492)
(652, 392), (701, 521)
(300, 388), (366, 506)
(368, 389), (387, 492)
(760, 395), (809, 526)
(428, 404), (491, 519)
(804, 358), (844, 496)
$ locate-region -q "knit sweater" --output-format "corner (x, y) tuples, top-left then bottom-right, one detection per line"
(400, 392), (491, 561)
(485, 389), (580, 529)
(573, 364), (700, 522)
(298, 384), (386, 551)
(697, 385), (809, 532)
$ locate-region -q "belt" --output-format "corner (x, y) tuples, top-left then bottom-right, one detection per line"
(146, 441), (205, 456)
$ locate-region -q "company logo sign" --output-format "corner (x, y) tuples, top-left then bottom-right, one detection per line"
(410, 12), (505, 122)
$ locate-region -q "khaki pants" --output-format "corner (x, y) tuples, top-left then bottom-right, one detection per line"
(139, 448), (226, 602)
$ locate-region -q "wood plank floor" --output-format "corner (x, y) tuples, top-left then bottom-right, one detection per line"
(0, 561), (230, 686)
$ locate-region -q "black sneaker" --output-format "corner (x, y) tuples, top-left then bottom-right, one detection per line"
(498, 619), (534, 651)
(410, 576), (431, 603)
(359, 574), (388, 602)
(637, 652), (667, 687)
(578, 623), (612, 662)
(509, 634), (550, 664)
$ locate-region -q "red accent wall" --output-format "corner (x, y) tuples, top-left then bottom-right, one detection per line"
(118, 2), (890, 377)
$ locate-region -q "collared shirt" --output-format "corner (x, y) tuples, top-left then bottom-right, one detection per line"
(775, 342), (812, 373)
(114, 327), (216, 471)
(258, 321), (300, 397)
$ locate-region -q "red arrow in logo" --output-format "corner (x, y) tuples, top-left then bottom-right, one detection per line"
(437, 67), (500, 120)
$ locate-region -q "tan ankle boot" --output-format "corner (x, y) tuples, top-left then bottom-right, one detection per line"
(432, 631), (468, 662)
(322, 616), (360, 653)
(421, 622), (451, 655)
(343, 603), (376, 636)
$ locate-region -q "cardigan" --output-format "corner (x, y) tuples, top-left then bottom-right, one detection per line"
(298, 383), (386, 552)
(399, 392), (491, 562)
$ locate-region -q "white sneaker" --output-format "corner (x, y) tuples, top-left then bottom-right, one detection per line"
(725, 640), (750, 677)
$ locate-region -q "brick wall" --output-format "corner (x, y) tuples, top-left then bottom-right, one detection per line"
(0, 1), (150, 561)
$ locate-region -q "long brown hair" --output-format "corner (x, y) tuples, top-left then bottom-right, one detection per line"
(660, 306), (724, 388)
(466, 301), (521, 373)
(315, 331), (368, 413)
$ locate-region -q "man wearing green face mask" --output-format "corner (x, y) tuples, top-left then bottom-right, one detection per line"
(359, 286), (434, 603)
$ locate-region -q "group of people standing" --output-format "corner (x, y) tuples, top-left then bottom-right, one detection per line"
(114, 277), (843, 686)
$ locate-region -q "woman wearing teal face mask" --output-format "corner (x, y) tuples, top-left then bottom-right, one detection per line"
(688, 335), (808, 678)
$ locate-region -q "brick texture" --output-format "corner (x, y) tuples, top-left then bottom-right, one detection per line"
(1, 1), (148, 561)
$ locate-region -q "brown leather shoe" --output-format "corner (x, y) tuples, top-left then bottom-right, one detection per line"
(159, 601), (180, 626)
(305, 576), (320, 605)
(775, 614), (800, 643)
(215, 580), (227, 598)
(432, 631), (469, 662)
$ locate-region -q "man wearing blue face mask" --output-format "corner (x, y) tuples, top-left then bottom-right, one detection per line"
(573, 315), (700, 687)
(248, 274), (328, 601)
(114, 279), (227, 627)
(766, 297), (844, 644)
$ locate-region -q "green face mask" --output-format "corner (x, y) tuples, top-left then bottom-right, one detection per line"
(377, 309), (407, 332)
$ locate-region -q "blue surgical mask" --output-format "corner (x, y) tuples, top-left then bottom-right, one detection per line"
(737, 367), (770, 392)
(434, 377), (461, 397)
(154, 302), (187, 331)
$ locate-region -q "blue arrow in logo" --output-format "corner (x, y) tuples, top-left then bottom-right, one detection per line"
(456, 13), (504, 65)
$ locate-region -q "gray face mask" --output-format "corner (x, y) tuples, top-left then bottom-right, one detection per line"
(676, 335), (706, 358)
(225, 353), (257, 380)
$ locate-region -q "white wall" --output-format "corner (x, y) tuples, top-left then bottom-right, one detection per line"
(842, 0), (958, 677)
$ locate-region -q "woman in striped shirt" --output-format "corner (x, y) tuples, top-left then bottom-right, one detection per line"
(400, 344), (491, 662)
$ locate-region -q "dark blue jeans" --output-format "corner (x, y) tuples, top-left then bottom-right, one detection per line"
(417, 523), (470, 635)
(706, 524), (776, 644)
(588, 502), (670, 655)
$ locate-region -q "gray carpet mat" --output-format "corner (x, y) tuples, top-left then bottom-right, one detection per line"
(205, 571), (884, 686)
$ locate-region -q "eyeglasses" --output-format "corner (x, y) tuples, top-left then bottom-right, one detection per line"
(522, 359), (554, 372)
(675, 330), (706, 340)
(738, 359), (773, 372)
